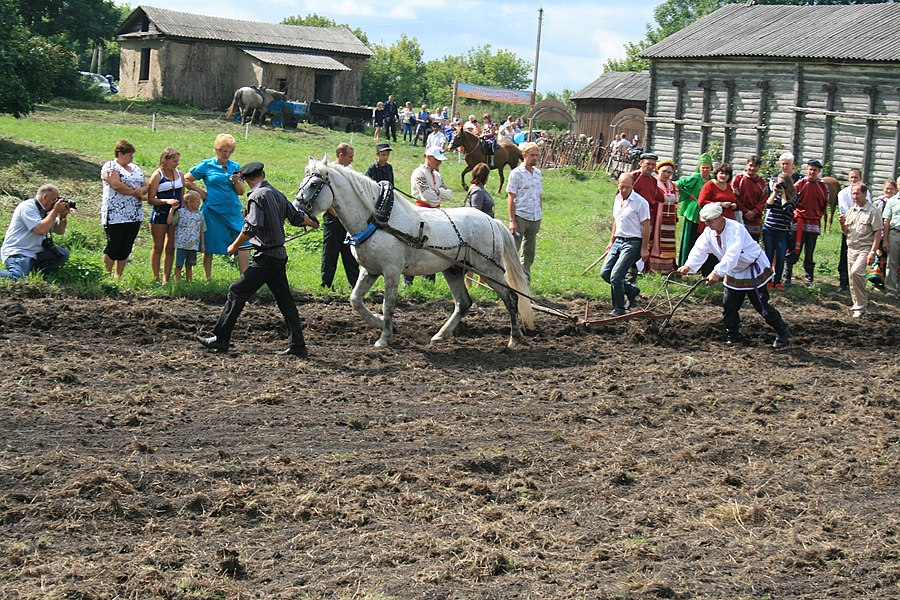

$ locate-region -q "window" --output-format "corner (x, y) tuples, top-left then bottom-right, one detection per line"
(275, 78), (288, 95)
(139, 48), (151, 81)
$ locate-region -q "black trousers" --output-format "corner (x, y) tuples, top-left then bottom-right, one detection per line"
(213, 254), (305, 350)
(785, 231), (818, 281)
(838, 233), (849, 288)
(321, 215), (359, 288)
(385, 118), (397, 142)
(722, 285), (788, 336)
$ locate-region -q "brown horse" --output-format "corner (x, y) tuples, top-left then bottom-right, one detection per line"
(449, 127), (523, 193)
(822, 176), (840, 233)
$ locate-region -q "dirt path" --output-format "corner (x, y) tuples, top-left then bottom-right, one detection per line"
(1, 288), (897, 599)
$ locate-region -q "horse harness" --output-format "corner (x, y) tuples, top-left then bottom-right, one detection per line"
(297, 170), (504, 273)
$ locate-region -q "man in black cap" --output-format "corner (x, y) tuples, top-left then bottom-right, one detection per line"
(785, 158), (830, 286)
(320, 143), (360, 290)
(199, 161), (318, 357)
(365, 143), (395, 185)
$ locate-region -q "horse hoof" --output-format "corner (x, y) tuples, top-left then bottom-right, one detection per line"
(430, 336), (448, 345)
(374, 338), (390, 348)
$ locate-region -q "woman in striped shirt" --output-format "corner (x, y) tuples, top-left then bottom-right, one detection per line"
(762, 172), (796, 289)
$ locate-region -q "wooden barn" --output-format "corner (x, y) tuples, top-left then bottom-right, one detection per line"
(641, 2), (900, 184)
(115, 5), (372, 109)
(570, 71), (649, 146)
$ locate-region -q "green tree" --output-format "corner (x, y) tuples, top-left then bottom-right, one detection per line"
(465, 45), (532, 90)
(15, 0), (120, 45)
(360, 35), (425, 106)
(422, 55), (473, 108)
(281, 13), (369, 46)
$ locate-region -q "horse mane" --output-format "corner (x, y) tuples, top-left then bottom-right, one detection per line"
(319, 161), (380, 207)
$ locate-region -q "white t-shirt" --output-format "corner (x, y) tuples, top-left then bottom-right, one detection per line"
(1, 199), (53, 262)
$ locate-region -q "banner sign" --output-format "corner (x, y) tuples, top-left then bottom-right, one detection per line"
(456, 82), (532, 106)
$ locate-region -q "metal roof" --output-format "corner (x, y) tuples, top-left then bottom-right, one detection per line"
(641, 3), (900, 62)
(570, 71), (649, 102)
(117, 5), (372, 57)
(240, 48), (350, 71)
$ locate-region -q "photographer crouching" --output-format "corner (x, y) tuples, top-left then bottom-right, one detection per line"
(1, 184), (72, 280)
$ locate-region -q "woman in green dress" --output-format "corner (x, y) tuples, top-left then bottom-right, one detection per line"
(676, 153), (713, 266)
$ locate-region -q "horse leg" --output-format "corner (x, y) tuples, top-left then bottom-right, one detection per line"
(349, 269), (386, 331)
(496, 163), (506, 195)
(431, 266), (472, 344)
(480, 263), (524, 348)
(460, 164), (473, 190)
(377, 270), (403, 347)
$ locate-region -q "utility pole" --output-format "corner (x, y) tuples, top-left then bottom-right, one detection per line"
(529, 8), (544, 140)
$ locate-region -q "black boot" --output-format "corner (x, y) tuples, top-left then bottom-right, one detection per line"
(725, 329), (743, 345)
(772, 324), (790, 350)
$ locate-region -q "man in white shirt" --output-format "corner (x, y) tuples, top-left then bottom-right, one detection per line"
(1, 184), (70, 280)
(677, 203), (791, 348)
(600, 173), (650, 316)
(425, 122), (448, 151)
(835, 168), (870, 292)
(407, 146), (452, 284)
(507, 142), (543, 282)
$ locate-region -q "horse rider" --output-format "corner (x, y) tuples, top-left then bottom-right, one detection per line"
(481, 114), (497, 167)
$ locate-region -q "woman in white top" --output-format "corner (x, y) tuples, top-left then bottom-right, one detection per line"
(101, 139), (147, 277)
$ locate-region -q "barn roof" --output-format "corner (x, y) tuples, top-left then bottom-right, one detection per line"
(641, 3), (900, 62)
(570, 71), (649, 102)
(241, 48), (350, 71)
(117, 5), (373, 57)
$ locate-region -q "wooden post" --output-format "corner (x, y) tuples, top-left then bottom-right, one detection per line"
(723, 80), (736, 164)
(821, 82), (836, 172)
(755, 80), (769, 157)
(672, 79), (685, 167)
(698, 80), (712, 153)
(893, 87), (900, 179)
(790, 62), (803, 160)
(862, 85), (878, 182)
(646, 62), (657, 151)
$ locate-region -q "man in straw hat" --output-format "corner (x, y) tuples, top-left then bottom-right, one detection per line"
(677, 203), (791, 349)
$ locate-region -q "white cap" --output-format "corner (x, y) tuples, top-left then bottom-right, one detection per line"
(425, 146), (447, 161)
(699, 203), (723, 221)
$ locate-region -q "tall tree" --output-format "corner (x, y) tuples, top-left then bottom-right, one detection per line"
(281, 13), (369, 46)
(360, 35), (425, 106)
(15, 0), (120, 45)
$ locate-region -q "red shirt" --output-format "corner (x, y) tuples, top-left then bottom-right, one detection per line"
(732, 173), (768, 217)
(793, 177), (829, 221)
(698, 180), (738, 232)
(630, 170), (665, 230)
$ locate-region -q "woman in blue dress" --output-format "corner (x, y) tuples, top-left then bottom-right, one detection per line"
(184, 134), (247, 281)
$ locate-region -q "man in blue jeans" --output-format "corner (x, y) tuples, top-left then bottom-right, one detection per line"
(0, 184), (71, 280)
(600, 173), (650, 316)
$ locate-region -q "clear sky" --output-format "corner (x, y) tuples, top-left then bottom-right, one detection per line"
(117, 1), (656, 94)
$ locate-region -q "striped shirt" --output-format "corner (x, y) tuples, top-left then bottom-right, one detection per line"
(763, 192), (795, 232)
(884, 195), (900, 231)
(242, 180), (308, 259)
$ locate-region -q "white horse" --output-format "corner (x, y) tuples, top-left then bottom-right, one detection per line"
(296, 157), (534, 348)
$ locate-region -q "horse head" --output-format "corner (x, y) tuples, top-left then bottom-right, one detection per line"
(296, 157), (335, 217)
(449, 127), (468, 152)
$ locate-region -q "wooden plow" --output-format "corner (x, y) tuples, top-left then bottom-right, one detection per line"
(579, 272), (703, 332)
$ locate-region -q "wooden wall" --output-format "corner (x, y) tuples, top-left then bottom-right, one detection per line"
(574, 99), (646, 145)
(118, 40), (368, 110)
(646, 58), (900, 185)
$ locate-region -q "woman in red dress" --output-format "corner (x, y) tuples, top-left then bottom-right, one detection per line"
(647, 158), (679, 272)
(698, 163), (738, 234)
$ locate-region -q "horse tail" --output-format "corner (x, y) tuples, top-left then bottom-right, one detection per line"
(500, 225), (535, 329)
(225, 89), (240, 118)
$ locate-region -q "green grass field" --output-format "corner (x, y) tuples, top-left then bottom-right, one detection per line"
(0, 96), (845, 303)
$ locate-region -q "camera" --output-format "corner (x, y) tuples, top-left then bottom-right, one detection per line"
(56, 197), (77, 210)
(776, 182), (785, 190)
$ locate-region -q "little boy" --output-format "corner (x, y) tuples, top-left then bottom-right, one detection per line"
(168, 190), (206, 282)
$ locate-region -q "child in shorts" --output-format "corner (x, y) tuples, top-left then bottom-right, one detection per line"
(168, 190), (206, 282)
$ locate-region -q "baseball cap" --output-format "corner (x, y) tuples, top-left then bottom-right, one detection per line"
(424, 147), (447, 161)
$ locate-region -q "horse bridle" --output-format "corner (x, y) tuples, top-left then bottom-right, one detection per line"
(296, 170), (334, 214)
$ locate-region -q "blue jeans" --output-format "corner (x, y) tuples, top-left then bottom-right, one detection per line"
(0, 246), (69, 280)
(762, 228), (788, 284)
(600, 237), (642, 311)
